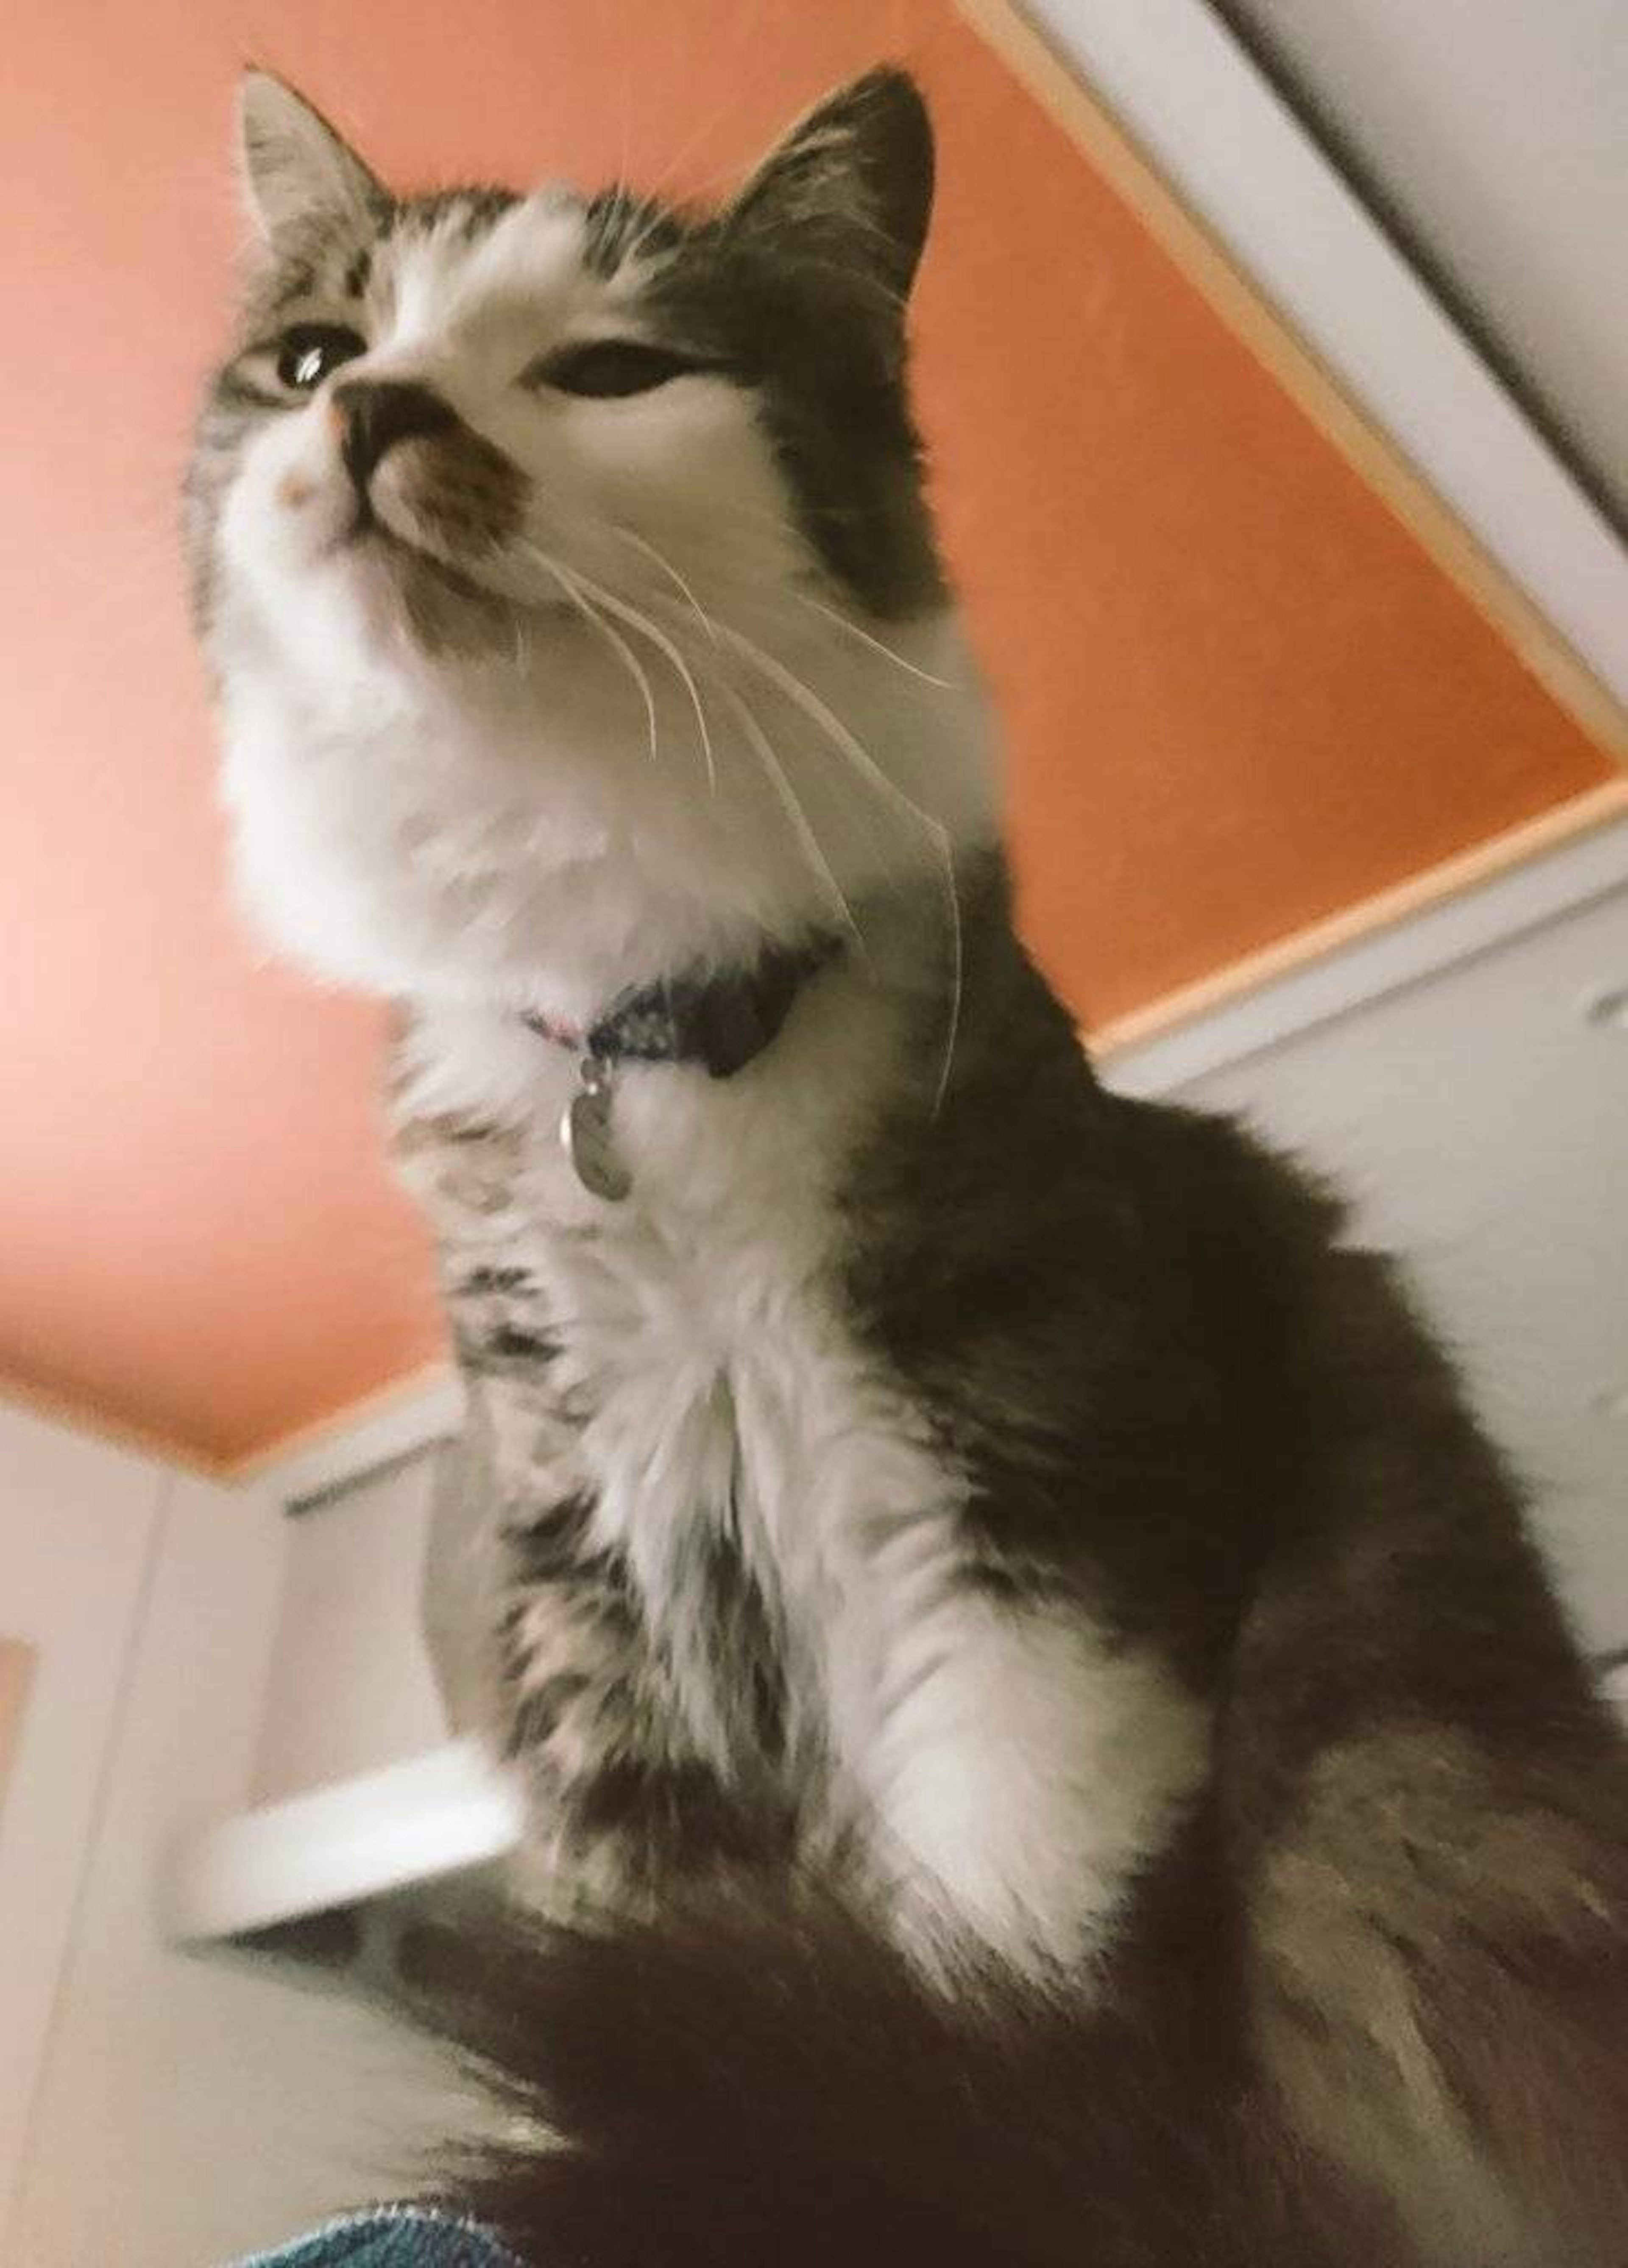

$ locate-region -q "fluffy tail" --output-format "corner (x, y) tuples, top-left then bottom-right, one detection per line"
(414, 1887), (1385, 2268)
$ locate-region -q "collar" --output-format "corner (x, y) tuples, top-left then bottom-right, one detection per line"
(521, 930), (843, 1082)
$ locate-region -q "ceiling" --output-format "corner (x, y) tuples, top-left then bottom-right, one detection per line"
(2, 0), (1618, 1468)
(1214, 0), (1628, 530)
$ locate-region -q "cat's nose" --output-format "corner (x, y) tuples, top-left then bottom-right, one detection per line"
(331, 380), (458, 489)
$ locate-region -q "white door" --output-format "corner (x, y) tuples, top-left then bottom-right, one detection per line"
(0, 1405), (165, 2248)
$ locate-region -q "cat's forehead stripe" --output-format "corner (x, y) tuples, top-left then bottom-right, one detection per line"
(378, 194), (594, 337)
(387, 186), (521, 245)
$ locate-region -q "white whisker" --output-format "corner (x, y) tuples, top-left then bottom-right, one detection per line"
(611, 525), (723, 647)
(708, 621), (928, 840)
(796, 596), (953, 687)
(536, 551), (659, 764)
(708, 619), (964, 1116)
(708, 676), (862, 952)
(568, 566), (718, 799)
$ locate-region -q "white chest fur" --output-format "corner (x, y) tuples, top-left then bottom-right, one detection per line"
(401, 985), (1209, 1976)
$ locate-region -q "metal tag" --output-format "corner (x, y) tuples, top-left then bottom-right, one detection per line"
(561, 1056), (632, 1203)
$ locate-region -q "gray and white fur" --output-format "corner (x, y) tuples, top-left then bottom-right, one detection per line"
(189, 67), (1628, 2265)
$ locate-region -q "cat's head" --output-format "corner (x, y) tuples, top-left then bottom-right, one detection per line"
(188, 69), (994, 1013)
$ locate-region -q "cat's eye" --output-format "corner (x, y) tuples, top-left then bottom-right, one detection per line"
(274, 324), (367, 392)
(531, 340), (705, 399)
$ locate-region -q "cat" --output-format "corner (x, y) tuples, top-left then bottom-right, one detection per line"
(188, 64), (1628, 2266)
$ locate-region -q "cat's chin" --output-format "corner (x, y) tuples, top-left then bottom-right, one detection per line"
(226, 468), (553, 674)
(307, 518), (546, 663)
(332, 524), (479, 636)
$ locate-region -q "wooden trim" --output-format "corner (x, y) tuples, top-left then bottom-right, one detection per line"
(0, 1377), (223, 1482)
(956, 0), (1628, 768)
(0, 1359), (461, 1499)
(0, 1640), (37, 1819)
(222, 1358), (461, 1498)
(1097, 780), (1628, 1084)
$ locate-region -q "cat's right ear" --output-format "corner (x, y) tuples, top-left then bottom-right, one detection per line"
(727, 69), (935, 310)
(237, 72), (385, 248)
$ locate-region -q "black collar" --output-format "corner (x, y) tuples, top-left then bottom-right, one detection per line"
(522, 931), (842, 1081)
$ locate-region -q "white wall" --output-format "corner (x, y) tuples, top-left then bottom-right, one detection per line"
(255, 1450), (449, 1806)
(0, 1407), (471, 2268)
(0, 1409), (163, 2240)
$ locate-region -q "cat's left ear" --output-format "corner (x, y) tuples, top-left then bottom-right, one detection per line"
(237, 72), (386, 248)
(728, 68), (935, 307)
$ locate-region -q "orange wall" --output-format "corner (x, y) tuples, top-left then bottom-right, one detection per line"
(0, 0), (1614, 1463)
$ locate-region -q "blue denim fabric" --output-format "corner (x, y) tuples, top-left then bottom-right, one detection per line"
(231, 2205), (524, 2268)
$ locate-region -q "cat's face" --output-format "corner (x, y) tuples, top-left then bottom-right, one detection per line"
(189, 71), (993, 1009)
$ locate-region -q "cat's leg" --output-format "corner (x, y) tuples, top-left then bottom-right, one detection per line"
(391, 1112), (780, 1917)
(836, 1560), (1210, 1976)
(497, 1487), (783, 1921)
